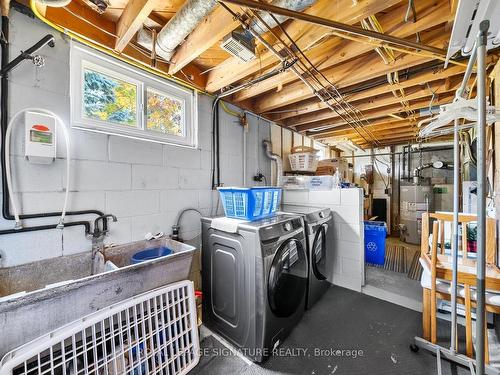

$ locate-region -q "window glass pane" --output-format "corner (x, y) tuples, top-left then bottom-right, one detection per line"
(146, 87), (184, 136)
(83, 68), (137, 126)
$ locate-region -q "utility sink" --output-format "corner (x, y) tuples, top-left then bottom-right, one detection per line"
(0, 237), (193, 298)
(0, 236), (196, 359)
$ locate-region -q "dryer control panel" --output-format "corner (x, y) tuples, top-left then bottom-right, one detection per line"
(259, 217), (303, 242)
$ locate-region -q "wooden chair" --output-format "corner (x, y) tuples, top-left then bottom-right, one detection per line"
(420, 212), (499, 362)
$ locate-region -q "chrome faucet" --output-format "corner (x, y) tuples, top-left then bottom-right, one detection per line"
(92, 214), (118, 238)
(90, 214), (117, 275)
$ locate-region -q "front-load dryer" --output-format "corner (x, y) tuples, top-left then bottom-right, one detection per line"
(201, 214), (308, 362)
(280, 205), (334, 309)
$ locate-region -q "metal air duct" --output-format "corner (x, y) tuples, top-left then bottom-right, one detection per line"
(138, 0), (218, 62)
(137, 0), (316, 63)
(251, 0), (316, 32)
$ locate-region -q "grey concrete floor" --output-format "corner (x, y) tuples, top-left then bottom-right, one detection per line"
(192, 286), (472, 375)
(363, 266), (422, 311)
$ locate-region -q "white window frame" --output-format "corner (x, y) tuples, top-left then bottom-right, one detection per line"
(70, 43), (198, 148)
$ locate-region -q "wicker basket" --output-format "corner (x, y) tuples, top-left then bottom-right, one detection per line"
(288, 146), (319, 172)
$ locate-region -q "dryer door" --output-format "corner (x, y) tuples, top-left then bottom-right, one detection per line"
(311, 224), (328, 281)
(268, 238), (307, 318)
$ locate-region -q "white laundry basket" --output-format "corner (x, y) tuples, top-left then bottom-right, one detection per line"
(0, 281), (200, 375)
(288, 146), (319, 172)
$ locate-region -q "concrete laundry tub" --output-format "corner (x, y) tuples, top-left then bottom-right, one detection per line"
(0, 237), (196, 359)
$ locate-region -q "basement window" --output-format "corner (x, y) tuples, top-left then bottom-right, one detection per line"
(71, 43), (197, 147)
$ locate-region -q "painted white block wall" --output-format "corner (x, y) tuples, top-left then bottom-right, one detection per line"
(282, 188), (365, 292)
(0, 11), (272, 267)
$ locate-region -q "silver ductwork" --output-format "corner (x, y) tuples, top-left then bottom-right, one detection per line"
(137, 0), (316, 63)
(35, 0), (71, 7)
(138, 0), (218, 62)
(251, 0), (316, 32)
(263, 140), (283, 187)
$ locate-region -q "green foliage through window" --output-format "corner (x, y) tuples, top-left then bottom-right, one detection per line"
(146, 88), (184, 136)
(83, 69), (137, 126)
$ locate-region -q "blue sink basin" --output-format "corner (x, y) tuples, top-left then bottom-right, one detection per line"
(131, 247), (173, 264)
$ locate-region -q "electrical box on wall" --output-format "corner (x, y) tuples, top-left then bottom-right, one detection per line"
(24, 111), (56, 164)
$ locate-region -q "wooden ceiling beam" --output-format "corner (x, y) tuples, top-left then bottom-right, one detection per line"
(383, 134), (452, 145)
(328, 131), (420, 148)
(356, 133), (451, 147)
(45, 1), (116, 46)
(147, 12), (168, 27)
(42, 1), (207, 88)
(205, 0), (402, 93)
(294, 92), (455, 132)
(115, 0), (161, 52)
(269, 63), (466, 122)
(309, 116), (414, 137)
(168, 4), (241, 74)
(253, 28), (450, 113)
(316, 119), (419, 139)
(284, 76), (461, 127)
(351, 128), (419, 141)
(232, 0), (451, 102)
(351, 132), (420, 144)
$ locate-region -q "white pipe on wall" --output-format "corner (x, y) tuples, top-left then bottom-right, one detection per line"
(5, 108), (71, 229)
(263, 140), (283, 187)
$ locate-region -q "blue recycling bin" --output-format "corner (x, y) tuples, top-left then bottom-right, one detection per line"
(364, 221), (387, 265)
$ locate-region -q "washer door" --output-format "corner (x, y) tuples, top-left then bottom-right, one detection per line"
(268, 238), (307, 318)
(311, 224), (328, 281)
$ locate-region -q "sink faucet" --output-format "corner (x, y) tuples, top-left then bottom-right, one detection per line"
(92, 214), (118, 238)
(90, 214), (117, 275)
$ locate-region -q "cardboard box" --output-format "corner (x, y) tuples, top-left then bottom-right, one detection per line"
(315, 165), (335, 175)
(318, 158), (349, 180)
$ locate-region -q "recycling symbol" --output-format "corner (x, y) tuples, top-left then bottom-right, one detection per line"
(367, 242), (378, 252)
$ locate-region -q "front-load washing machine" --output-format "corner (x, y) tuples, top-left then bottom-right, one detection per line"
(201, 214), (308, 362)
(281, 205), (334, 309)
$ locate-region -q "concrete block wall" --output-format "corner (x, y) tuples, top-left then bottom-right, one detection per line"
(282, 188), (365, 292)
(0, 11), (271, 268)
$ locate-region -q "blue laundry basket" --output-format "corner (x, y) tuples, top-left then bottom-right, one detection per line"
(364, 221), (387, 265)
(218, 187), (282, 221)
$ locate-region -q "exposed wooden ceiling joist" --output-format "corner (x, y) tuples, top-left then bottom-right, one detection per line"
(32, 0), (478, 147)
(269, 63), (466, 122)
(284, 76), (462, 127)
(231, 0), (452, 103)
(205, 0), (403, 93)
(168, 4), (241, 74)
(41, 0), (207, 88)
(317, 118), (422, 139)
(327, 130), (420, 148)
(252, 28), (451, 113)
(115, 0), (161, 52)
(297, 92), (456, 133)
(352, 126), (419, 138)
(312, 116), (415, 137)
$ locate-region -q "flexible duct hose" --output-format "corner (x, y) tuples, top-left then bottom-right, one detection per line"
(263, 140), (283, 187)
(5, 108), (71, 229)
